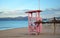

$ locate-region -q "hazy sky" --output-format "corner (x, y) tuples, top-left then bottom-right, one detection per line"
(0, 0), (60, 18)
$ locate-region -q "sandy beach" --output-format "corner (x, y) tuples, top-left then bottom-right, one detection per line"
(0, 24), (60, 38)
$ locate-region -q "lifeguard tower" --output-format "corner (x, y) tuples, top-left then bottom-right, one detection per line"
(26, 10), (42, 35)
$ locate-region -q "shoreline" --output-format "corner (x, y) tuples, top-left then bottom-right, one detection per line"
(0, 27), (27, 31)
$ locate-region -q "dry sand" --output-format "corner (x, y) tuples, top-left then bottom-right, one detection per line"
(0, 24), (60, 38)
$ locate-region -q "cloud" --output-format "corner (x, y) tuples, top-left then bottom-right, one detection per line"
(0, 12), (3, 14)
(0, 11), (4, 14)
(0, 10), (29, 18)
(0, 8), (60, 18)
(41, 8), (60, 18)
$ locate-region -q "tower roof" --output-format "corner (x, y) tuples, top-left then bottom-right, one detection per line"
(26, 10), (42, 13)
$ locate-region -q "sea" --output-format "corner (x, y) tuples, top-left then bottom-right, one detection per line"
(0, 20), (59, 31)
(0, 21), (28, 30)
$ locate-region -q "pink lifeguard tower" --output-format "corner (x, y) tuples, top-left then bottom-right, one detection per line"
(26, 10), (42, 35)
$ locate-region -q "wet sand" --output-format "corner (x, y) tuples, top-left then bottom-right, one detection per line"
(0, 24), (60, 38)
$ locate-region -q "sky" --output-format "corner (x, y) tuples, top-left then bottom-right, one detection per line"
(0, 0), (60, 18)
